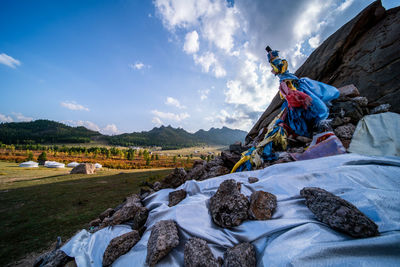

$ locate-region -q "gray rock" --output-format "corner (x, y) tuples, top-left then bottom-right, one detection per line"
(224, 242), (256, 267)
(229, 142), (248, 154)
(248, 177), (259, 184)
(70, 163), (96, 174)
(169, 189), (187, 207)
(186, 158), (229, 181)
(161, 168), (187, 188)
(89, 218), (101, 228)
(102, 230), (140, 266)
(100, 194), (148, 230)
(184, 237), (219, 267)
(146, 220), (179, 266)
(221, 151), (241, 170)
(334, 123), (356, 140)
(337, 84), (360, 97)
(351, 96), (368, 107)
(99, 208), (115, 221)
(248, 191), (277, 220)
(371, 103), (391, 114)
(186, 160), (207, 180)
(209, 179), (249, 228)
(153, 182), (162, 191)
(330, 101), (363, 124)
(300, 187), (379, 238)
(34, 249), (73, 267)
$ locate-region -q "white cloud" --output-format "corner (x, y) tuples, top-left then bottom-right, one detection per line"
(12, 112), (33, 122)
(60, 101), (90, 111)
(151, 110), (190, 121)
(0, 53), (21, 68)
(152, 117), (163, 126)
(129, 62), (151, 70)
(165, 97), (186, 109)
(102, 124), (119, 135)
(183, 31), (199, 54)
(198, 89), (210, 100)
(193, 52), (226, 77)
(65, 120), (100, 132)
(308, 35), (321, 49)
(337, 0), (354, 12)
(0, 113), (13, 123)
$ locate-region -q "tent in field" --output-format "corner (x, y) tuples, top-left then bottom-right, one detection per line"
(67, 162), (80, 168)
(45, 161), (65, 168)
(19, 161), (39, 168)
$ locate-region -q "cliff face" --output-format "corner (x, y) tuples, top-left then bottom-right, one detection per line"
(246, 1), (400, 145)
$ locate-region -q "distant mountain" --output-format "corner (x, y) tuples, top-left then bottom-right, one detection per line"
(108, 125), (201, 149)
(108, 125), (247, 149)
(194, 126), (247, 146)
(0, 119), (101, 144)
(0, 120), (247, 149)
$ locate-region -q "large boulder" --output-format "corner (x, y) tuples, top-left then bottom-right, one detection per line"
(146, 220), (179, 266)
(209, 179), (250, 228)
(184, 237), (220, 267)
(300, 187), (379, 238)
(246, 1), (400, 145)
(70, 163), (96, 174)
(102, 230), (140, 266)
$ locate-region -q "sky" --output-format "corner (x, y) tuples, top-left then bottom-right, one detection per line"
(0, 0), (398, 135)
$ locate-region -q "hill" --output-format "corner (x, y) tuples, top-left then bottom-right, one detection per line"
(0, 119), (101, 144)
(108, 125), (247, 149)
(0, 120), (247, 149)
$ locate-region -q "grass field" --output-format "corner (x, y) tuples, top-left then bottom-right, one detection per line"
(0, 161), (172, 266)
(155, 145), (226, 156)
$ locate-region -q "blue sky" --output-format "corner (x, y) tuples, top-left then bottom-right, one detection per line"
(0, 0), (398, 134)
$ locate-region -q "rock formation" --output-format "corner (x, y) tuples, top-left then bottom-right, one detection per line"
(300, 187), (379, 238)
(209, 179), (250, 228)
(246, 1), (400, 144)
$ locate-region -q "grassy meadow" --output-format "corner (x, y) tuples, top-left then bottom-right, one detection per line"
(0, 161), (172, 266)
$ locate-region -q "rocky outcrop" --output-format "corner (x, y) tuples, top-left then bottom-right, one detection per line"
(223, 242), (256, 267)
(184, 237), (220, 267)
(246, 1), (400, 144)
(146, 220), (179, 266)
(209, 179), (250, 228)
(70, 163), (96, 174)
(248, 191), (277, 220)
(300, 187), (379, 238)
(168, 189), (187, 207)
(102, 230), (140, 266)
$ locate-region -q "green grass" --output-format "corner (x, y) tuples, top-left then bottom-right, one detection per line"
(0, 161), (172, 266)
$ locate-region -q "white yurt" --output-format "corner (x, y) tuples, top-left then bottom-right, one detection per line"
(45, 161), (65, 168)
(94, 163), (102, 169)
(19, 161), (39, 168)
(67, 162), (80, 168)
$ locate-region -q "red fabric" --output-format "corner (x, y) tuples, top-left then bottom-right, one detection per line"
(286, 90), (312, 109)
